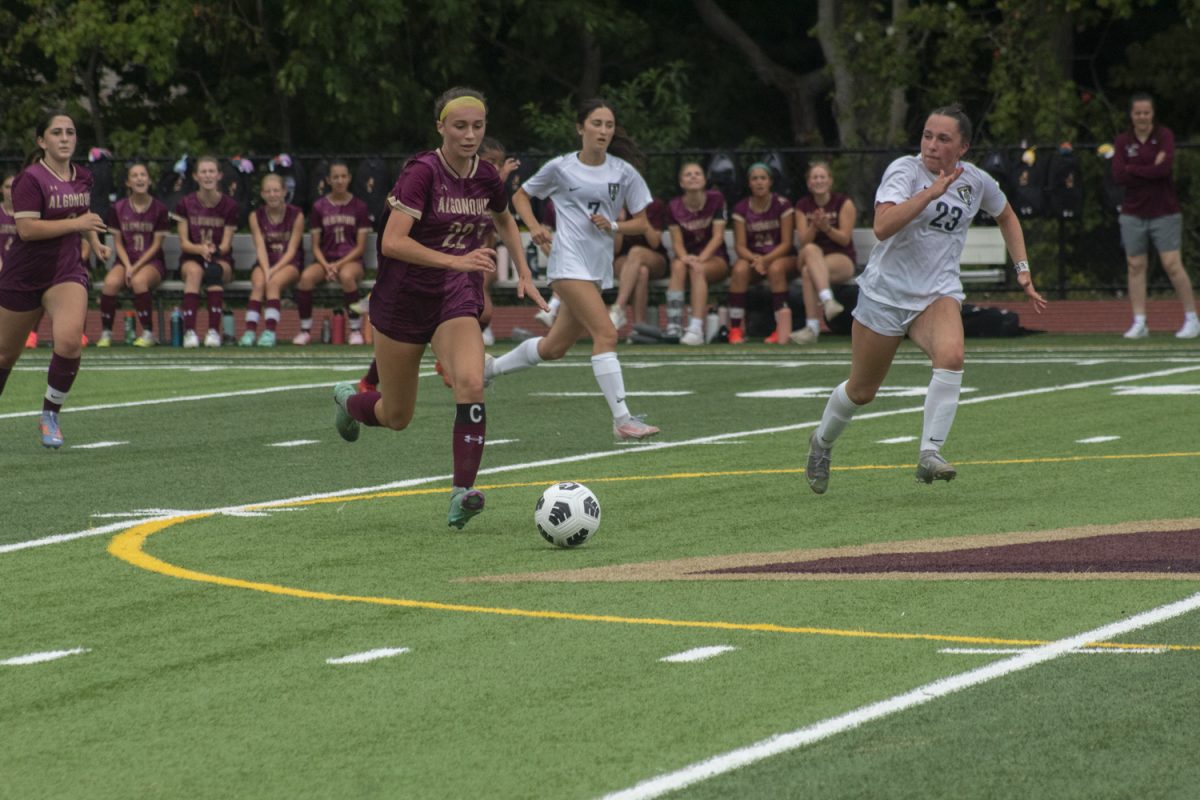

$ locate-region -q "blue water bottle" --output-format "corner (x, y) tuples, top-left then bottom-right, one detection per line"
(170, 307), (183, 347)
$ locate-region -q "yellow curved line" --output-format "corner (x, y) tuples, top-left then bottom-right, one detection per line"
(107, 486), (1200, 653)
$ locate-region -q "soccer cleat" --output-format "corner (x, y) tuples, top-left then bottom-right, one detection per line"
(479, 326), (493, 346)
(805, 431), (832, 494)
(204, 329), (222, 348)
(1122, 322), (1149, 339)
(39, 411), (63, 449)
(764, 330), (780, 344)
(97, 331), (112, 348)
(614, 414), (660, 441)
(238, 330), (256, 347)
(25, 331), (39, 349)
(333, 381), (360, 442)
(823, 297), (845, 320)
(256, 330), (276, 347)
(482, 353), (495, 388)
(447, 487), (486, 529)
(349, 295), (369, 316)
(609, 304), (627, 330)
(292, 330), (312, 346)
(916, 450), (957, 484)
(727, 326), (745, 344)
(680, 329), (704, 346)
(790, 327), (819, 345)
(183, 330), (200, 348)
(348, 330), (365, 346)
(356, 377), (376, 393)
(132, 331), (156, 347)
(1175, 318), (1200, 339)
(534, 308), (557, 328)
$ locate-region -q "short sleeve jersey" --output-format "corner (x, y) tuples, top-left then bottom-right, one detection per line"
(618, 197), (667, 256)
(379, 149), (507, 294)
(0, 205), (16, 263)
(521, 153), (652, 287)
(5, 161), (93, 280)
(310, 195), (371, 261)
(795, 192), (856, 262)
(857, 156), (1006, 310)
(253, 203), (302, 266)
(667, 190), (728, 256)
(174, 193), (239, 251)
(732, 193), (794, 256)
(108, 197), (170, 266)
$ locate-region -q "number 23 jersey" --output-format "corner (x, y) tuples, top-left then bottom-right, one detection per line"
(858, 156), (1006, 310)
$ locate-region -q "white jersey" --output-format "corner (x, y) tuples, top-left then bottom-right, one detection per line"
(857, 156), (1007, 310)
(522, 152), (652, 288)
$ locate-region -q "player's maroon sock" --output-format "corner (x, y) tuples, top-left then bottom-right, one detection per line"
(363, 359), (379, 387)
(295, 289), (314, 326)
(452, 402), (486, 488)
(0, 366), (11, 397)
(772, 291), (787, 312)
(182, 292), (200, 331)
(245, 299), (262, 333)
(206, 289), (223, 331)
(99, 294), (117, 332)
(265, 299), (281, 332)
(43, 353), (81, 412)
(346, 391), (381, 426)
(728, 291), (746, 330)
(133, 292), (153, 333)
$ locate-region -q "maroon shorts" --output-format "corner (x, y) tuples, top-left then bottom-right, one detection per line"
(370, 280), (482, 345)
(114, 259), (166, 279)
(0, 262), (90, 312)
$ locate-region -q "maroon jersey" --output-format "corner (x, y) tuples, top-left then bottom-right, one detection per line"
(253, 203), (302, 266)
(108, 197), (170, 267)
(795, 192), (857, 262)
(174, 192), (239, 260)
(0, 205), (15, 264)
(310, 195), (371, 261)
(619, 197), (667, 256)
(732, 193), (794, 256)
(2, 161), (92, 286)
(1112, 125), (1180, 219)
(667, 189), (727, 256)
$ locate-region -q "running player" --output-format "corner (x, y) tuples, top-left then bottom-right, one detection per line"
(242, 173), (304, 346)
(805, 104), (1047, 494)
(727, 163), (796, 344)
(332, 87), (544, 529)
(0, 112), (110, 447)
(98, 162), (170, 347)
(293, 160), (372, 345)
(488, 98), (660, 440)
(174, 155), (237, 348)
(793, 161), (858, 344)
(665, 162), (728, 344)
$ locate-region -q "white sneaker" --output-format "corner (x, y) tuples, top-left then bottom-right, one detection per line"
(1175, 318), (1200, 339)
(348, 330), (365, 346)
(789, 327), (819, 345)
(292, 330), (312, 346)
(680, 329), (704, 346)
(1122, 322), (1149, 339)
(822, 297), (845, 320)
(204, 329), (222, 348)
(481, 326), (495, 346)
(534, 308), (557, 328)
(183, 330), (200, 349)
(609, 305), (627, 330)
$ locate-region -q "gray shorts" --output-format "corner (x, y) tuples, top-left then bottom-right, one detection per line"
(1119, 213), (1182, 258)
(852, 291), (958, 337)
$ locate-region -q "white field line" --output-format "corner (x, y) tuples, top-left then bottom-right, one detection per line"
(530, 391), (693, 397)
(13, 364), (371, 373)
(599, 590), (1200, 800)
(4, 363), (1199, 557)
(488, 438), (520, 445)
(268, 439), (320, 447)
(1076, 436), (1121, 444)
(326, 647), (411, 665)
(939, 647), (1165, 655)
(70, 441), (129, 449)
(877, 436), (918, 444)
(660, 646), (736, 663)
(1, 647), (91, 666)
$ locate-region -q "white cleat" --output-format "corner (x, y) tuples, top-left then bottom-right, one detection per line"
(1122, 322), (1149, 339)
(183, 330), (200, 349)
(1175, 318), (1200, 339)
(204, 329), (222, 347)
(348, 330), (365, 346)
(789, 327), (819, 345)
(608, 304), (627, 330)
(292, 330), (312, 346)
(680, 329), (704, 346)
(822, 297), (845, 320)
(614, 414), (660, 441)
(534, 308), (557, 328)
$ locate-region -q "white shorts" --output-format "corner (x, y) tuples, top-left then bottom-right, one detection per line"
(852, 291), (959, 337)
(547, 259), (614, 290)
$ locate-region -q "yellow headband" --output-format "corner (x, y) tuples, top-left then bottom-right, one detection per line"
(439, 96), (486, 121)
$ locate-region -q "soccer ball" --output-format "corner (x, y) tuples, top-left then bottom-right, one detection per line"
(535, 482), (601, 548)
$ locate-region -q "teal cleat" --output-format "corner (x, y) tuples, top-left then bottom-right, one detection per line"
(238, 330), (256, 347)
(256, 330), (276, 347)
(39, 411), (63, 449)
(447, 487), (485, 529)
(333, 382), (360, 442)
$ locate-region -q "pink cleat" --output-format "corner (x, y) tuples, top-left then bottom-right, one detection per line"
(614, 414), (660, 441)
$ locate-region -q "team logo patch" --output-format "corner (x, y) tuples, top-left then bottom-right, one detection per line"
(956, 185), (973, 206)
(608, 182), (620, 201)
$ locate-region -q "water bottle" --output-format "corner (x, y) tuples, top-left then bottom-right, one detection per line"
(705, 310), (719, 343)
(222, 307), (236, 343)
(331, 309), (346, 344)
(525, 239), (540, 279)
(123, 312), (136, 344)
(170, 307), (183, 347)
(320, 317), (332, 344)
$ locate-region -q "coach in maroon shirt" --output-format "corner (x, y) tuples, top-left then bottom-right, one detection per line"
(1112, 93), (1199, 339)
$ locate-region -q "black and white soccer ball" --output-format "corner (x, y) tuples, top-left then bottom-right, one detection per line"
(535, 482), (601, 548)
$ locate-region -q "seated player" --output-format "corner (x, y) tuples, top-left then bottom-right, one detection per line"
(175, 155), (238, 348)
(609, 197), (668, 331)
(793, 161), (858, 344)
(727, 163), (797, 344)
(242, 173), (304, 346)
(665, 162), (729, 344)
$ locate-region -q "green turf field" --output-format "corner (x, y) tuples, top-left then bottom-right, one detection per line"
(2, 336), (1199, 799)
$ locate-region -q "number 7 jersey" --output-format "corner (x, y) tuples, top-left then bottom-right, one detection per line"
(858, 155), (1006, 310)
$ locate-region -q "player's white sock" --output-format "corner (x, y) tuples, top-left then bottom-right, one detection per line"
(815, 381), (860, 448)
(548, 296), (561, 314)
(591, 352), (630, 420)
(490, 336), (543, 378)
(1185, 311), (1199, 323)
(1133, 313), (1147, 326)
(687, 318), (703, 335)
(921, 368), (963, 452)
(818, 288), (834, 304)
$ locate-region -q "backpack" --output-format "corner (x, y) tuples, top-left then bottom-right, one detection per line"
(87, 148), (116, 220)
(1010, 148), (1048, 218)
(760, 150), (791, 197)
(157, 154), (195, 210)
(353, 156), (392, 227)
(961, 303), (1022, 337)
(268, 153), (307, 210)
(980, 149), (1014, 202)
(308, 158), (332, 205)
(706, 152), (740, 211)
(1099, 148), (1124, 214)
(1046, 146), (1084, 219)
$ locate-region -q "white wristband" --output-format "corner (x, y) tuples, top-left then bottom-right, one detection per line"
(1014, 260), (1030, 274)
